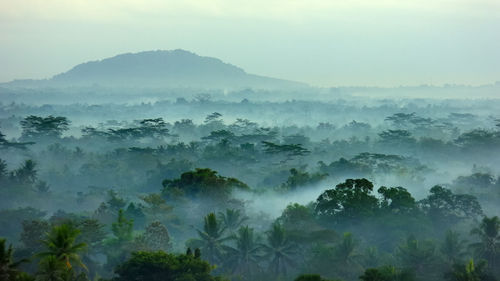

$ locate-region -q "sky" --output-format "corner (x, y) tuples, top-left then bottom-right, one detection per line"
(0, 0), (499, 87)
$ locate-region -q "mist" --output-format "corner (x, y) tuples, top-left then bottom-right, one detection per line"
(1, 1), (500, 281)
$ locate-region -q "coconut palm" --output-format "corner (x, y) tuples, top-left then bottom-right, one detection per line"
(445, 259), (495, 281)
(262, 222), (296, 277)
(219, 209), (248, 234)
(225, 226), (262, 279)
(334, 233), (360, 266)
(38, 224), (87, 270)
(192, 213), (233, 265)
(332, 232), (364, 280)
(470, 216), (500, 271)
(0, 238), (29, 280)
(397, 235), (437, 279)
(36, 255), (67, 281)
(441, 230), (467, 263)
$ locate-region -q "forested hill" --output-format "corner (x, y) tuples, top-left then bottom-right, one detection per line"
(1, 50), (307, 90)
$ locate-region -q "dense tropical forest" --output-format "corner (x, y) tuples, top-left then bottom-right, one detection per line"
(1, 97), (500, 281)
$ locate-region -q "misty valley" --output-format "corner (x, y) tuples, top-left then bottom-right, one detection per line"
(1, 85), (500, 281)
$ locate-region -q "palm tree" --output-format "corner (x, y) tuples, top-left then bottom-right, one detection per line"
(13, 159), (37, 185)
(445, 259), (495, 281)
(332, 232), (363, 280)
(36, 255), (66, 281)
(192, 213), (233, 265)
(334, 233), (360, 265)
(470, 216), (500, 269)
(397, 235), (437, 278)
(441, 230), (467, 263)
(38, 224), (87, 270)
(225, 226), (262, 279)
(219, 209), (248, 234)
(262, 222), (296, 277)
(0, 238), (28, 280)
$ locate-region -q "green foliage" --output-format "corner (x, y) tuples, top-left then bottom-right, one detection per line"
(0, 208), (46, 243)
(202, 130), (234, 143)
(12, 160), (37, 185)
(38, 223), (87, 270)
(111, 210), (134, 243)
(441, 230), (467, 264)
(303, 233), (363, 280)
(140, 193), (172, 215)
(262, 222), (296, 277)
(0, 238), (29, 281)
(331, 233), (363, 280)
(76, 219), (107, 250)
(262, 141), (310, 162)
(112, 251), (226, 281)
(315, 178), (379, 224)
(0, 158), (8, 181)
(106, 190), (127, 213)
(469, 216), (500, 271)
(445, 259), (496, 281)
(218, 209), (248, 234)
(36, 255), (68, 281)
(135, 221), (172, 252)
(20, 115), (70, 140)
(279, 203), (315, 225)
(360, 266), (415, 281)
(281, 168), (327, 191)
(455, 129), (500, 148)
(104, 210), (136, 271)
(189, 213), (232, 265)
(378, 130), (414, 144)
(453, 173), (497, 189)
(162, 168), (249, 199)
(419, 186), (483, 227)
(385, 112), (433, 129)
(20, 219), (51, 252)
(396, 235), (437, 279)
(294, 274), (341, 281)
(225, 226), (262, 279)
(378, 186), (416, 213)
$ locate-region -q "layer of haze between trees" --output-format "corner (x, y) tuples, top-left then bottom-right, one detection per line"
(1, 50), (500, 281)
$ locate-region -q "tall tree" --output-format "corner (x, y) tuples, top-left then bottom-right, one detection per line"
(331, 232), (364, 280)
(112, 251), (226, 281)
(190, 213), (232, 265)
(218, 209), (248, 234)
(105, 210), (135, 271)
(314, 178), (379, 225)
(396, 235), (437, 279)
(35, 255), (67, 281)
(111, 210), (134, 243)
(445, 259), (496, 281)
(441, 230), (467, 264)
(12, 160), (37, 185)
(419, 185), (483, 227)
(225, 226), (262, 279)
(20, 220), (50, 254)
(38, 224), (87, 270)
(135, 221), (172, 252)
(262, 222), (296, 277)
(469, 216), (500, 271)
(20, 115), (70, 140)
(0, 239), (29, 280)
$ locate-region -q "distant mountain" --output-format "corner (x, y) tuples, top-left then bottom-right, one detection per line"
(2, 50), (307, 90)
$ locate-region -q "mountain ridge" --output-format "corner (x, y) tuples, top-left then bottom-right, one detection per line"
(2, 49), (307, 90)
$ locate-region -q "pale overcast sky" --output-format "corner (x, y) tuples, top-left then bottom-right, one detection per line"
(1, 0), (499, 86)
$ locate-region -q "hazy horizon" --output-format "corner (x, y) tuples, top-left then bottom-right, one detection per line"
(1, 0), (499, 87)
